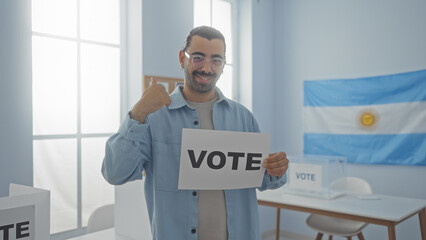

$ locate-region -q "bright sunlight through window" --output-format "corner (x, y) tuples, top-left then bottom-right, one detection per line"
(31, 0), (120, 236)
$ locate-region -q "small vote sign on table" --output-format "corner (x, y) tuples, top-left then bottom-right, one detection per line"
(288, 162), (323, 192)
(178, 129), (269, 190)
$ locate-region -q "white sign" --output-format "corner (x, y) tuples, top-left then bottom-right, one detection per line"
(289, 162), (322, 192)
(0, 205), (35, 240)
(178, 129), (269, 190)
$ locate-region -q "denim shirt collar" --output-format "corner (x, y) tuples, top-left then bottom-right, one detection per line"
(168, 86), (233, 110)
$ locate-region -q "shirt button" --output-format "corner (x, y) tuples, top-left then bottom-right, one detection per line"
(192, 191), (197, 196)
(194, 120), (199, 125)
(191, 228), (196, 234)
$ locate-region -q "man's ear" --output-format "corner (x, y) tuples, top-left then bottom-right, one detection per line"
(179, 50), (185, 68)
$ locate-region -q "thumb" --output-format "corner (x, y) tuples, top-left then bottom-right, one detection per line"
(151, 77), (157, 85)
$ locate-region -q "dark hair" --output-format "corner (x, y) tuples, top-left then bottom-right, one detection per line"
(182, 26), (226, 54)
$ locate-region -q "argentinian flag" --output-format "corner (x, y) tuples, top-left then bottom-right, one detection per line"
(303, 69), (426, 165)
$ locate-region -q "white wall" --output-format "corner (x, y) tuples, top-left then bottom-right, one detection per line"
(258, 0), (426, 239)
(0, 0), (33, 197)
(252, 0), (276, 139)
(124, 0), (143, 112)
(142, 0), (193, 78)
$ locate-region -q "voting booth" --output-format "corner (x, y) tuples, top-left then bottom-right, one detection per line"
(283, 155), (347, 199)
(115, 180), (152, 239)
(0, 184), (50, 240)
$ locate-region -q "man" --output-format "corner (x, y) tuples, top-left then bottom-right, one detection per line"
(102, 26), (289, 240)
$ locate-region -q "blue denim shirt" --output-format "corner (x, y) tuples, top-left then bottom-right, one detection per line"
(102, 87), (286, 240)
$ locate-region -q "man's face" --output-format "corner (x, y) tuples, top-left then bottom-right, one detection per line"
(181, 35), (225, 94)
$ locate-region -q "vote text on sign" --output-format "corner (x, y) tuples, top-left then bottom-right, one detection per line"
(178, 129), (269, 190)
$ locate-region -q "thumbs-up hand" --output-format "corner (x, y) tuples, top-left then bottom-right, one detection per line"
(130, 78), (172, 123)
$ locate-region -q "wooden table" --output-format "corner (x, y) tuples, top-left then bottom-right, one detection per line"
(257, 189), (426, 240)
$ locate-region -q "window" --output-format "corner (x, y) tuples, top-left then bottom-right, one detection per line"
(31, 0), (123, 237)
(194, 0), (237, 100)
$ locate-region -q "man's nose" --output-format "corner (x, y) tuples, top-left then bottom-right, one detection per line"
(200, 59), (214, 72)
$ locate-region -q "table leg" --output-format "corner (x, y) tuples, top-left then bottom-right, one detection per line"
(276, 208), (280, 240)
(315, 233), (323, 240)
(387, 224), (396, 240)
(419, 208), (426, 240)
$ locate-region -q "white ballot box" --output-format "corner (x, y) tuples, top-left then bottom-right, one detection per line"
(283, 155), (347, 199)
(0, 184), (50, 240)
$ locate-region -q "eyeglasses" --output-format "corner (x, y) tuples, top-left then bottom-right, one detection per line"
(185, 51), (225, 70)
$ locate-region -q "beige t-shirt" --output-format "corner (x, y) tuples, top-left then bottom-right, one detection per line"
(188, 98), (228, 240)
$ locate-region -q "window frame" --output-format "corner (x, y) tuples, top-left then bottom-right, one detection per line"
(31, 0), (127, 239)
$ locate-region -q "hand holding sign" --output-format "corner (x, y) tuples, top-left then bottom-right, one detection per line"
(130, 78), (172, 123)
(263, 152), (289, 177)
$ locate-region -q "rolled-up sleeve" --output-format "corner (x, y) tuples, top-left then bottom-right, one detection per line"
(258, 172), (287, 191)
(102, 113), (152, 185)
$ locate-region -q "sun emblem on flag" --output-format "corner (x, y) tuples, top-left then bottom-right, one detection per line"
(361, 112), (375, 126)
(358, 109), (379, 130)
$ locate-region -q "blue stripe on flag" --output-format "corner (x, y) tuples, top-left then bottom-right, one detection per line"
(304, 133), (426, 165)
(304, 69), (426, 107)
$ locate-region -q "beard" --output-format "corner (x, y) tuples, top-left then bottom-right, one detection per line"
(184, 68), (220, 93)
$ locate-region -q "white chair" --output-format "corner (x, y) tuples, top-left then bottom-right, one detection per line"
(306, 177), (373, 240)
(86, 204), (115, 233)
